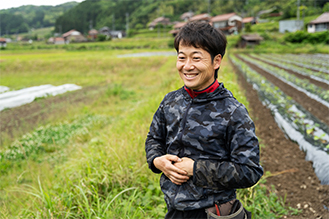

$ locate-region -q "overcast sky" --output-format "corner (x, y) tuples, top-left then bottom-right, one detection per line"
(0, 0), (84, 10)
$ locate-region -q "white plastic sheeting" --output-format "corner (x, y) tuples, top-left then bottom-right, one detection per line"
(0, 84), (82, 111)
(0, 86), (9, 93)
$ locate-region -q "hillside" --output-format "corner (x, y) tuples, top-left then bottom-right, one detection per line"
(54, 0), (328, 34)
(0, 0), (328, 36)
(0, 2), (79, 35)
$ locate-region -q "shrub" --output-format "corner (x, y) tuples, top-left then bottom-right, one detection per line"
(97, 34), (107, 42)
(284, 30), (329, 44)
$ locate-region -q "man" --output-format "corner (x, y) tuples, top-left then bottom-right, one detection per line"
(145, 21), (263, 219)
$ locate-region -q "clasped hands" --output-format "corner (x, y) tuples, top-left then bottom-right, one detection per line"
(153, 154), (194, 185)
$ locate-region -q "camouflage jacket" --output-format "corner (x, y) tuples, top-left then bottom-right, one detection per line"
(145, 83), (263, 211)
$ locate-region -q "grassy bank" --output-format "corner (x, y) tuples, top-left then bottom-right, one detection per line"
(1, 49), (299, 218)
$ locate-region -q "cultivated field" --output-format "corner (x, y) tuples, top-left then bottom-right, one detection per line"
(1, 42), (329, 218)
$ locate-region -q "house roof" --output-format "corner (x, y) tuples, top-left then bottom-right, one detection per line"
(242, 17), (254, 23)
(148, 17), (170, 27)
(169, 29), (180, 34)
(189, 13), (211, 22)
(211, 13), (236, 22)
(99, 26), (110, 32)
(88, 29), (98, 34)
(153, 16), (169, 23)
(62, 29), (82, 38)
(309, 12), (329, 24)
(173, 21), (187, 29)
(180, 12), (194, 20)
(55, 37), (65, 41)
(241, 34), (263, 41)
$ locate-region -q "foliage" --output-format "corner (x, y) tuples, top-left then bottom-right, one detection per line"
(0, 12), (29, 34)
(96, 34), (108, 42)
(0, 2), (78, 34)
(52, 0), (329, 34)
(237, 177), (300, 218)
(0, 115), (109, 166)
(284, 30), (329, 44)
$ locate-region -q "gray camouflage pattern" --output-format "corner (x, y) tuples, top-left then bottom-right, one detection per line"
(145, 83), (263, 211)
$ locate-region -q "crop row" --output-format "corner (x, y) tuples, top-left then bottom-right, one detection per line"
(283, 53), (329, 68)
(264, 53), (329, 74)
(250, 54), (329, 83)
(230, 54), (329, 183)
(238, 54), (329, 106)
(0, 114), (110, 164)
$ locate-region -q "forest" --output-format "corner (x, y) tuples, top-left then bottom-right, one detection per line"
(0, 0), (328, 35)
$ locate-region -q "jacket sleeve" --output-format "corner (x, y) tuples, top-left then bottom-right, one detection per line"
(145, 99), (167, 174)
(193, 104), (263, 190)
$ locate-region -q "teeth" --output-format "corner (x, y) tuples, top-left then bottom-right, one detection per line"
(185, 74), (197, 78)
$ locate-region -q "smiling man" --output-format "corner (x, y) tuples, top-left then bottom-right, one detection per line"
(145, 21), (263, 219)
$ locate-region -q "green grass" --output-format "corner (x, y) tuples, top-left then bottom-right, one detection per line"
(3, 37), (173, 51)
(0, 47), (300, 218)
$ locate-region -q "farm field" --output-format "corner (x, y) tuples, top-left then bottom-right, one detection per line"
(0, 45), (329, 218)
(230, 52), (329, 218)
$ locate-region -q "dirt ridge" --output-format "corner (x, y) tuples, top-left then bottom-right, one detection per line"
(230, 57), (329, 219)
(235, 54), (329, 126)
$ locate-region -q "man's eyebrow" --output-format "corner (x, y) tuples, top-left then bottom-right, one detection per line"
(178, 51), (203, 55)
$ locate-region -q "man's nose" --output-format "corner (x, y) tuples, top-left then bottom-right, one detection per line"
(183, 58), (194, 70)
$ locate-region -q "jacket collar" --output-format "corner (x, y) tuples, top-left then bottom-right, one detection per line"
(182, 82), (233, 102)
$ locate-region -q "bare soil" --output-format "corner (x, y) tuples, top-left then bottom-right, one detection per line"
(250, 55), (329, 90)
(235, 54), (329, 126)
(231, 57), (329, 219)
(0, 85), (107, 145)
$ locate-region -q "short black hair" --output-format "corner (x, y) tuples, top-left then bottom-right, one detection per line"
(174, 22), (227, 78)
(174, 21), (227, 60)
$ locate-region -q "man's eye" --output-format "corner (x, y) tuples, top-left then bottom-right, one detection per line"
(193, 57), (201, 60)
(178, 56), (185, 60)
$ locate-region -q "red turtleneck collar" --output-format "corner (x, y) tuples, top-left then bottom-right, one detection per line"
(184, 80), (219, 99)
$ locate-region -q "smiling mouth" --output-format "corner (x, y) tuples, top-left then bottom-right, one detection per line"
(184, 73), (199, 78)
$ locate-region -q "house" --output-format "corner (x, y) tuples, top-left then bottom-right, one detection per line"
(98, 27), (125, 39)
(47, 37), (66, 44)
(47, 37), (54, 44)
(307, 12), (329, 33)
(242, 17), (256, 25)
(238, 34), (263, 48)
(180, 12), (194, 21)
(54, 37), (65, 45)
(257, 7), (281, 19)
(279, 20), (303, 33)
(169, 22), (187, 36)
(62, 29), (86, 43)
(148, 17), (170, 30)
(211, 13), (242, 34)
(88, 29), (98, 40)
(0, 38), (6, 48)
(109, 30), (124, 39)
(99, 26), (111, 36)
(189, 13), (211, 23)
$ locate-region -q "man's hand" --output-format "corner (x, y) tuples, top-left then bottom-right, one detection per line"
(174, 157), (194, 177)
(153, 155), (189, 185)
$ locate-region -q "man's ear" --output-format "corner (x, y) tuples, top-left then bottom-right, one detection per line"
(213, 54), (222, 70)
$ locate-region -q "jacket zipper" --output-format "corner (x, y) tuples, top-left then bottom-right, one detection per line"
(177, 99), (194, 156)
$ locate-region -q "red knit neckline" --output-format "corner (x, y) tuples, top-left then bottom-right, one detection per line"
(184, 80), (219, 99)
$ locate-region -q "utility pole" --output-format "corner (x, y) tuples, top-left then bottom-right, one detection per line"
(112, 14), (115, 31)
(126, 13), (129, 37)
(296, 0), (300, 30)
(207, 0), (210, 14)
(157, 8), (160, 38)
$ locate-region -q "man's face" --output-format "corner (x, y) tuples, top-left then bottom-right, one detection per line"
(176, 43), (221, 91)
